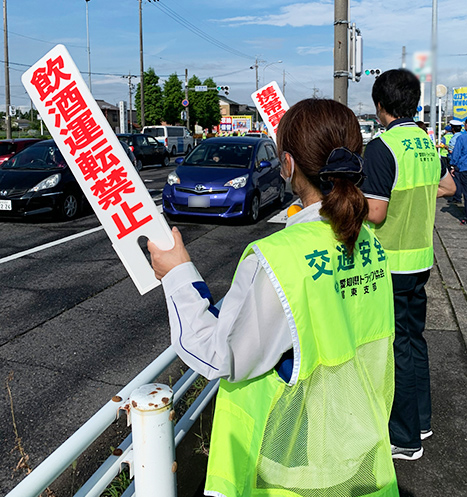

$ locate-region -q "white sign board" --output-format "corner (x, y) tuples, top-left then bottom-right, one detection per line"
(251, 81), (289, 143)
(119, 100), (128, 134)
(22, 45), (174, 295)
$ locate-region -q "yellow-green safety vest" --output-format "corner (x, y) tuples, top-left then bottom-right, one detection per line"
(374, 124), (440, 273)
(205, 221), (398, 497)
(440, 132), (453, 157)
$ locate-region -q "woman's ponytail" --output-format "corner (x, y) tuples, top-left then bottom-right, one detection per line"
(320, 179), (369, 254)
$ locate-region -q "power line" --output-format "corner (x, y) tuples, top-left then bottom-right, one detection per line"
(150, 2), (252, 61)
(4, 28), (86, 49)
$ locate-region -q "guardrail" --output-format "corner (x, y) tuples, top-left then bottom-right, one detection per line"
(6, 345), (219, 497)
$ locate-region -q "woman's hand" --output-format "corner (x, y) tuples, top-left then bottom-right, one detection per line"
(147, 226), (191, 280)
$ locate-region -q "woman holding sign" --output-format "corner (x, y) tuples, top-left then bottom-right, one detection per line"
(148, 99), (398, 497)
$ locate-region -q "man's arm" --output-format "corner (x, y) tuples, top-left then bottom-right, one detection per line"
(437, 172), (456, 198)
(361, 137), (394, 225)
(366, 198), (389, 224)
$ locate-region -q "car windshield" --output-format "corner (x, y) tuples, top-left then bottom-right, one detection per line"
(1, 143), (66, 170)
(360, 125), (372, 133)
(118, 136), (130, 145)
(183, 142), (254, 168)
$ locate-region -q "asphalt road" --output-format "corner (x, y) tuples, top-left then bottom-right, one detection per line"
(0, 160), (289, 496)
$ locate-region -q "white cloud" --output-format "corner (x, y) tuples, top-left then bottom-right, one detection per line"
(297, 46), (332, 56)
(220, 2), (334, 27)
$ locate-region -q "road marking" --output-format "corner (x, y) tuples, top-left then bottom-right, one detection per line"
(0, 226), (104, 265)
(0, 203), (164, 265)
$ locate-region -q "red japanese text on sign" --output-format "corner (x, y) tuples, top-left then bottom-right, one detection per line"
(30, 55), (71, 101)
(251, 81), (289, 142)
(112, 202), (153, 240)
(91, 167), (135, 210)
(24, 45), (175, 294)
(47, 81), (87, 128)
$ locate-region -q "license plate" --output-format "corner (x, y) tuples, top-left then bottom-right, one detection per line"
(188, 196), (210, 208)
(0, 199), (12, 211)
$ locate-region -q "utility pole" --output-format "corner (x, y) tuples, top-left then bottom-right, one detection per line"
(123, 73), (136, 133)
(333, 0), (349, 105)
(283, 70), (286, 97)
(254, 57), (259, 126)
(3, 0), (11, 138)
(402, 46), (406, 69)
(250, 57), (263, 129)
(139, 0), (145, 129)
(185, 68), (190, 131)
(430, 0), (438, 134)
(85, 0), (92, 92)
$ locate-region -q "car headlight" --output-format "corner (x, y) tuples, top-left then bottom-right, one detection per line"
(29, 173), (61, 192)
(224, 174), (248, 189)
(167, 171), (180, 185)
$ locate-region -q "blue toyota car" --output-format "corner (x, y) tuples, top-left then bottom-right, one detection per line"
(162, 137), (285, 223)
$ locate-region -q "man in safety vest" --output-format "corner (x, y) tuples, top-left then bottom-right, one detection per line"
(438, 124), (453, 168)
(362, 69), (456, 460)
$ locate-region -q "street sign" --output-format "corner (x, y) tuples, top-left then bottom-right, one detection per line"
(182, 99), (189, 107)
(195, 85), (207, 92)
(22, 44), (174, 295)
(453, 87), (467, 121)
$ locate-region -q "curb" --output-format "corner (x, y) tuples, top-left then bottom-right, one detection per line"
(433, 226), (467, 348)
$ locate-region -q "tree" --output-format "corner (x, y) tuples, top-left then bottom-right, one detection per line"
(196, 77), (221, 132)
(135, 67), (163, 126)
(162, 73), (184, 125)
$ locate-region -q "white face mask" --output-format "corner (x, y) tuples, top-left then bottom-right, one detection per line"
(281, 153), (295, 184)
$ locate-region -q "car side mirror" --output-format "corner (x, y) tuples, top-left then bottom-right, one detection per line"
(175, 157), (184, 165)
(259, 160), (271, 168)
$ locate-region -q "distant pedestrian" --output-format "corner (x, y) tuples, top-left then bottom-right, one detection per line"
(447, 121), (465, 203)
(362, 69), (456, 461)
(438, 124), (453, 169)
(448, 119), (464, 154)
(416, 120), (428, 133)
(450, 120), (467, 224)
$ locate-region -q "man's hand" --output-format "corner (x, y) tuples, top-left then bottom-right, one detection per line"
(147, 227), (191, 280)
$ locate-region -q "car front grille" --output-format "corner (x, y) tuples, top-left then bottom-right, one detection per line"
(0, 187), (29, 199)
(175, 186), (228, 195)
(173, 203), (229, 215)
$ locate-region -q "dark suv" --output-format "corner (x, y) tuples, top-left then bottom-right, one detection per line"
(117, 133), (170, 170)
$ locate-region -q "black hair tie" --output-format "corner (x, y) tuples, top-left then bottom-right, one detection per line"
(319, 147), (366, 195)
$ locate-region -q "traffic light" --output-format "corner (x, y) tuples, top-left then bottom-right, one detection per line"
(217, 85), (230, 95)
(364, 68), (381, 78)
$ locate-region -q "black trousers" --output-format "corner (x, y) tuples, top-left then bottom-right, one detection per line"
(389, 270), (431, 449)
(457, 170), (467, 218)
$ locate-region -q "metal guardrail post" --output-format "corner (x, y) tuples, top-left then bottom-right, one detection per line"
(5, 347), (178, 497)
(129, 384), (177, 497)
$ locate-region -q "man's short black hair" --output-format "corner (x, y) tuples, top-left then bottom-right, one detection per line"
(372, 69), (421, 119)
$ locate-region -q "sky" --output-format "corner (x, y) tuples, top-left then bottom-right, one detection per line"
(2, 0), (467, 118)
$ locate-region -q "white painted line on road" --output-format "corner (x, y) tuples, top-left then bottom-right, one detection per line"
(0, 226), (104, 265)
(0, 204), (164, 265)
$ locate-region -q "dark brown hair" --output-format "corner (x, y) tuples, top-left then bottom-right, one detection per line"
(277, 98), (368, 253)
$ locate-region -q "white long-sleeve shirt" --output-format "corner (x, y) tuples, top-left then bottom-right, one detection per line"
(161, 202), (325, 383)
